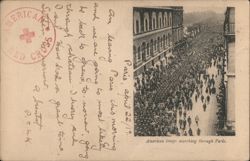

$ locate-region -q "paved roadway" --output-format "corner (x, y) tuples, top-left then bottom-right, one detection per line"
(153, 30), (223, 103)
(177, 59), (222, 136)
(155, 30), (224, 136)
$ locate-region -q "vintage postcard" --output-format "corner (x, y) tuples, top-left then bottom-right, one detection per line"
(0, 0), (249, 160)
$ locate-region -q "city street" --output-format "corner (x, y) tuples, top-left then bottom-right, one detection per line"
(134, 26), (225, 136)
(133, 6), (232, 136)
(177, 59), (222, 136)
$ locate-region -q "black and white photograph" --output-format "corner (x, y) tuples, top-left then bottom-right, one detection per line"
(133, 6), (235, 136)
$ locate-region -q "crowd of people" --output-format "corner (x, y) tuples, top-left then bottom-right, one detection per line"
(134, 25), (225, 136)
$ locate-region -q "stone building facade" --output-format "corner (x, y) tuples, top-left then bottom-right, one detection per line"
(223, 7), (235, 135)
(133, 7), (184, 77)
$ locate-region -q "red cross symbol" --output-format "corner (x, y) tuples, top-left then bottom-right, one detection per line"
(19, 28), (35, 43)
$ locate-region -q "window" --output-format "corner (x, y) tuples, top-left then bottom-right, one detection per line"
(134, 11), (140, 34)
(137, 46), (141, 59)
(157, 37), (160, 51)
(166, 35), (168, 46)
(136, 20), (139, 33)
(164, 12), (167, 27)
(156, 18), (158, 29)
(160, 37), (163, 48)
(163, 35), (166, 48)
(168, 33), (171, 46)
(159, 18), (162, 28)
(144, 12), (149, 32)
(169, 13), (172, 26)
(142, 42), (146, 61)
(133, 46), (136, 62)
(154, 40), (157, 51)
(158, 12), (162, 29)
(153, 19), (156, 29)
(167, 13), (170, 26)
(146, 43), (149, 57)
(152, 12), (157, 30)
(150, 39), (153, 55)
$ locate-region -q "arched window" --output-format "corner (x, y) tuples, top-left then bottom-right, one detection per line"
(160, 18), (162, 28)
(142, 42), (146, 61)
(166, 34), (168, 46)
(136, 20), (139, 33)
(168, 33), (171, 46)
(146, 43), (149, 57)
(169, 12), (172, 26)
(137, 46), (141, 60)
(163, 35), (166, 48)
(154, 40), (157, 51)
(153, 19), (156, 29)
(157, 37), (160, 52)
(164, 12), (167, 27)
(179, 29), (181, 41)
(133, 45), (136, 62)
(134, 11), (141, 34)
(158, 12), (162, 29)
(177, 29), (180, 42)
(152, 12), (157, 30)
(143, 12), (149, 32)
(150, 39), (153, 56)
(160, 37), (163, 48)
(167, 12), (170, 27)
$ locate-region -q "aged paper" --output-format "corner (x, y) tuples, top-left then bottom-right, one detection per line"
(0, 0), (249, 160)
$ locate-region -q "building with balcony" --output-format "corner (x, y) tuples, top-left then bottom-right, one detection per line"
(133, 7), (180, 77)
(223, 7), (235, 135)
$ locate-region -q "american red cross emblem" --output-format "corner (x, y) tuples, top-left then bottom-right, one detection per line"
(19, 28), (35, 43)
